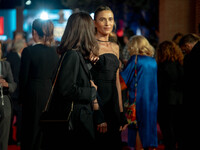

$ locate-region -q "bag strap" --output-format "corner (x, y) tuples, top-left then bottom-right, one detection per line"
(126, 55), (137, 88)
(126, 55), (138, 104)
(133, 55), (138, 103)
(43, 52), (67, 112)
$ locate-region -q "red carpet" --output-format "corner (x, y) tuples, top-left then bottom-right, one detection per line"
(8, 145), (20, 150)
(8, 123), (164, 150)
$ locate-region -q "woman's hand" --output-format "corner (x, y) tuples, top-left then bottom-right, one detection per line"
(119, 112), (129, 131)
(89, 52), (99, 64)
(90, 80), (97, 90)
(0, 79), (8, 87)
(97, 122), (107, 133)
(119, 124), (129, 131)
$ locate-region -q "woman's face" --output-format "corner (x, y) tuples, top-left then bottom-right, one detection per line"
(94, 10), (114, 36)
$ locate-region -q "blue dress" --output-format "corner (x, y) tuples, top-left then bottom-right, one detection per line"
(120, 55), (158, 148)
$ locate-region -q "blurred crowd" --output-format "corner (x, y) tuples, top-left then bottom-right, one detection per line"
(0, 10), (199, 150)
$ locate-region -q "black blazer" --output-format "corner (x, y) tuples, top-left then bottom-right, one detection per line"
(19, 44), (59, 105)
(49, 50), (96, 115)
(45, 50), (96, 147)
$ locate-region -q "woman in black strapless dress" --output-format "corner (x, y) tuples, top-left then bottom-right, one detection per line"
(91, 5), (128, 150)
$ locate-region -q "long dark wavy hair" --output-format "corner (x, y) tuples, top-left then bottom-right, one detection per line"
(57, 11), (99, 57)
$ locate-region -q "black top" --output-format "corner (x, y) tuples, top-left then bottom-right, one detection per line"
(91, 53), (120, 127)
(183, 41), (200, 105)
(157, 61), (184, 105)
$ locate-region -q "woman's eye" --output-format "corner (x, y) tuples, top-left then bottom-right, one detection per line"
(109, 18), (113, 21)
(99, 18), (105, 22)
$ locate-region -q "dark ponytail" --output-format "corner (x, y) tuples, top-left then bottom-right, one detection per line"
(32, 19), (54, 46)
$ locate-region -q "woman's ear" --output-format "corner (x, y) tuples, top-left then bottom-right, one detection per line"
(32, 29), (36, 36)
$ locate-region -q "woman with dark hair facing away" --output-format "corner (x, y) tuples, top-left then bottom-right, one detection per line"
(42, 11), (106, 150)
(90, 5), (128, 150)
(156, 41), (184, 150)
(120, 35), (158, 150)
(19, 19), (59, 150)
(0, 41), (16, 150)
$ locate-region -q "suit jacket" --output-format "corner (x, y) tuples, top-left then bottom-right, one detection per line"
(0, 60), (16, 95)
(6, 51), (21, 99)
(182, 40), (200, 150)
(183, 41), (200, 102)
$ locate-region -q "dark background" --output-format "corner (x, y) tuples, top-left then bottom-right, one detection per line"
(0, 0), (159, 45)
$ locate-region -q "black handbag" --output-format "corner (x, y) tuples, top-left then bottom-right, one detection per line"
(39, 52), (74, 131)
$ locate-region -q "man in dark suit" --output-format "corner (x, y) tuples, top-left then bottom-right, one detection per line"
(6, 39), (27, 145)
(179, 33), (200, 150)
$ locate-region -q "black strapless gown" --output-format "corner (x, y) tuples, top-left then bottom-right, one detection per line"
(91, 53), (122, 150)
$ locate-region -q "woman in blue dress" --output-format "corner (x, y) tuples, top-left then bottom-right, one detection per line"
(120, 35), (158, 150)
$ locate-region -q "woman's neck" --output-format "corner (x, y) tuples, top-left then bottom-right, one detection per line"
(95, 34), (109, 42)
(97, 39), (109, 42)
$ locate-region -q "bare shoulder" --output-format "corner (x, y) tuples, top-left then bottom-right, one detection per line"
(110, 42), (120, 59)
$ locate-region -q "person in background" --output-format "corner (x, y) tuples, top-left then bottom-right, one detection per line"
(0, 40), (17, 150)
(121, 28), (134, 67)
(120, 35), (158, 150)
(19, 19), (59, 150)
(156, 41), (184, 150)
(6, 39), (27, 146)
(172, 32), (184, 46)
(91, 5), (128, 150)
(42, 11), (106, 150)
(179, 33), (200, 149)
(120, 28), (134, 146)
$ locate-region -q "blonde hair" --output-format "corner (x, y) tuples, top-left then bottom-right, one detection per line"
(127, 35), (155, 57)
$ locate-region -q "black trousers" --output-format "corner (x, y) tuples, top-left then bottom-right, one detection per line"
(158, 105), (183, 150)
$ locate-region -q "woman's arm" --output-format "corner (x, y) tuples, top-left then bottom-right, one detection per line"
(116, 69), (123, 112)
(115, 44), (128, 131)
(114, 44), (123, 112)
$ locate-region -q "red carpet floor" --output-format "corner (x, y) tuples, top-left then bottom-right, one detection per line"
(8, 123), (164, 150)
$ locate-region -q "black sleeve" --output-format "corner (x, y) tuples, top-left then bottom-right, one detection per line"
(19, 47), (31, 103)
(57, 51), (96, 103)
(5, 61), (17, 93)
